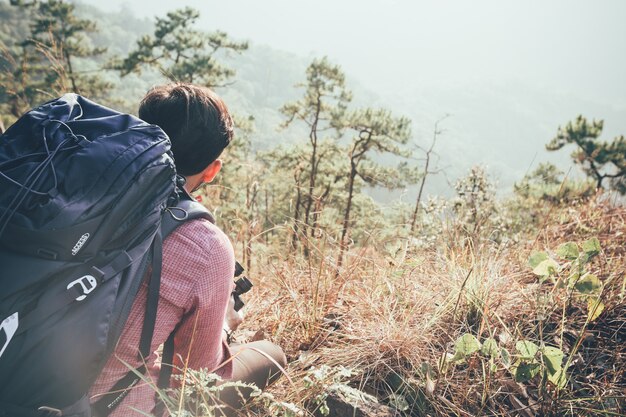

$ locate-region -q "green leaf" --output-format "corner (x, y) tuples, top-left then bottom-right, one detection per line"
(548, 368), (567, 389)
(481, 338), (499, 357)
(516, 341), (539, 359)
(528, 251), (549, 268)
(582, 237), (601, 259)
(454, 334), (481, 358)
(532, 258), (559, 277)
(514, 362), (541, 382)
(587, 297), (605, 321)
(556, 242), (579, 260)
(501, 348), (511, 367)
(567, 271), (580, 288)
(574, 273), (602, 294)
(542, 346), (564, 375)
(318, 402), (330, 416)
(388, 393), (409, 411)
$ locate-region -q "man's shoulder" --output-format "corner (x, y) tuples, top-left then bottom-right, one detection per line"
(161, 218), (235, 302)
(165, 218), (232, 255)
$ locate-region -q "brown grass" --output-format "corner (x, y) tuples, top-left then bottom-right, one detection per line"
(234, 194), (625, 416)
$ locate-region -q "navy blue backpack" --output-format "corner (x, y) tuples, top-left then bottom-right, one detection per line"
(0, 94), (206, 417)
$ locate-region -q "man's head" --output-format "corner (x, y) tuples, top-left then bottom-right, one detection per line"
(139, 83), (234, 184)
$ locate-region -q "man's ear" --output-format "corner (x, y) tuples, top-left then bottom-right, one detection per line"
(202, 159), (222, 183)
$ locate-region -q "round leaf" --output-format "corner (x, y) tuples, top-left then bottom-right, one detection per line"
(501, 348), (511, 367)
(514, 362), (540, 382)
(532, 258), (559, 277)
(587, 297), (605, 321)
(548, 368), (567, 389)
(516, 340), (539, 359)
(542, 346), (564, 375)
(528, 251), (548, 268)
(574, 273), (602, 294)
(582, 237), (601, 258)
(481, 338), (499, 357)
(449, 351), (465, 363)
(454, 334), (481, 357)
(567, 271), (580, 288)
(556, 242), (579, 260)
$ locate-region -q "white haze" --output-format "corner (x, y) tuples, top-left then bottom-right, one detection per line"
(78, 0), (626, 195)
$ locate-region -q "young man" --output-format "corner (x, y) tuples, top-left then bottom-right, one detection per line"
(89, 83), (286, 416)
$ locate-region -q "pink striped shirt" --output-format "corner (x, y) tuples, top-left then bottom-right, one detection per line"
(89, 218), (235, 416)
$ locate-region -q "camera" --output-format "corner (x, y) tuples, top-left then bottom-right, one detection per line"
(233, 261), (253, 311)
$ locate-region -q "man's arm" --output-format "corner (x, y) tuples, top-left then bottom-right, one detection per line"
(162, 219), (235, 378)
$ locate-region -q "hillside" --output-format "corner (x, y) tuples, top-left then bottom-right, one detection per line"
(242, 195), (626, 417)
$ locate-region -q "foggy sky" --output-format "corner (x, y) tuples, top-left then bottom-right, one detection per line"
(80, 0), (626, 107)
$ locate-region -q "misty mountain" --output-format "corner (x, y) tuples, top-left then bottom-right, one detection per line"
(6, 0), (626, 199)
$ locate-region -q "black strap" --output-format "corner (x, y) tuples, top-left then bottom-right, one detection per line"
(152, 331), (176, 417)
(90, 366), (146, 417)
(138, 230), (163, 360)
(91, 232), (163, 417)
(158, 333), (176, 391)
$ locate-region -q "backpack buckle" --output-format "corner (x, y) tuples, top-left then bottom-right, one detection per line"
(67, 275), (98, 301)
(0, 312), (19, 359)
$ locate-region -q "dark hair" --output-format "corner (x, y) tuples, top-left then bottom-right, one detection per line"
(138, 83), (234, 176)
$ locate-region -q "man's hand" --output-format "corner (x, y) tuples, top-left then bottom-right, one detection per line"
(224, 294), (244, 332)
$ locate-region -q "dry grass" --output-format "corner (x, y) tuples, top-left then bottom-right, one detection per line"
(233, 195), (625, 416)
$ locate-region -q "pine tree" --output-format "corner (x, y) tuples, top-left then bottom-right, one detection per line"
(280, 57), (351, 240)
(0, 1), (38, 119)
(334, 108), (412, 274)
(260, 143), (311, 249)
(546, 115), (626, 194)
(116, 7), (248, 87)
(2, 0), (112, 117)
(10, 0), (112, 100)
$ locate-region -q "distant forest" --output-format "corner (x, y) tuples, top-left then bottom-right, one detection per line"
(0, 0), (311, 146)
